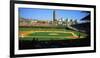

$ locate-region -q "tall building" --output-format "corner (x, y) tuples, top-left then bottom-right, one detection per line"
(53, 10), (56, 21)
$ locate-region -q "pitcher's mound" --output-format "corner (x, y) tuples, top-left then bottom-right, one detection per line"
(49, 33), (59, 35)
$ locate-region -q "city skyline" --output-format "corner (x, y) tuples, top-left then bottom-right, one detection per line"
(19, 8), (90, 22)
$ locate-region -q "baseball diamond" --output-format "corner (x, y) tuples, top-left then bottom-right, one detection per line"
(19, 28), (87, 41)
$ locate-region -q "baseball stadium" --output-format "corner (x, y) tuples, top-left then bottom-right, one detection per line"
(19, 8), (91, 49)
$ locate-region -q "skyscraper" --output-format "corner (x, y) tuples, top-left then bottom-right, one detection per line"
(53, 10), (56, 21)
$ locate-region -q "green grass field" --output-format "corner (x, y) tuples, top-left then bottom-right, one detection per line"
(19, 27), (87, 41)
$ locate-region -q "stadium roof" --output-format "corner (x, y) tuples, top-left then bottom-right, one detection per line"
(81, 14), (90, 21)
(81, 11), (90, 21)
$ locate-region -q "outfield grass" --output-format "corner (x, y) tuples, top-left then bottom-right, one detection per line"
(27, 32), (73, 39)
(19, 32), (74, 40)
(19, 27), (87, 41)
(19, 27), (67, 31)
(29, 32), (72, 36)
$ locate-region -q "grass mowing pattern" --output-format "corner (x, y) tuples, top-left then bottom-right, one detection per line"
(29, 32), (72, 36)
(25, 32), (73, 40)
(19, 27), (87, 41)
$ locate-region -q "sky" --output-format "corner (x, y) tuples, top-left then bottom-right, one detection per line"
(19, 8), (90, 22)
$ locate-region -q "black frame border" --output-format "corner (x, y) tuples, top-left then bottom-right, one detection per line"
(10, 1), (96, 58)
